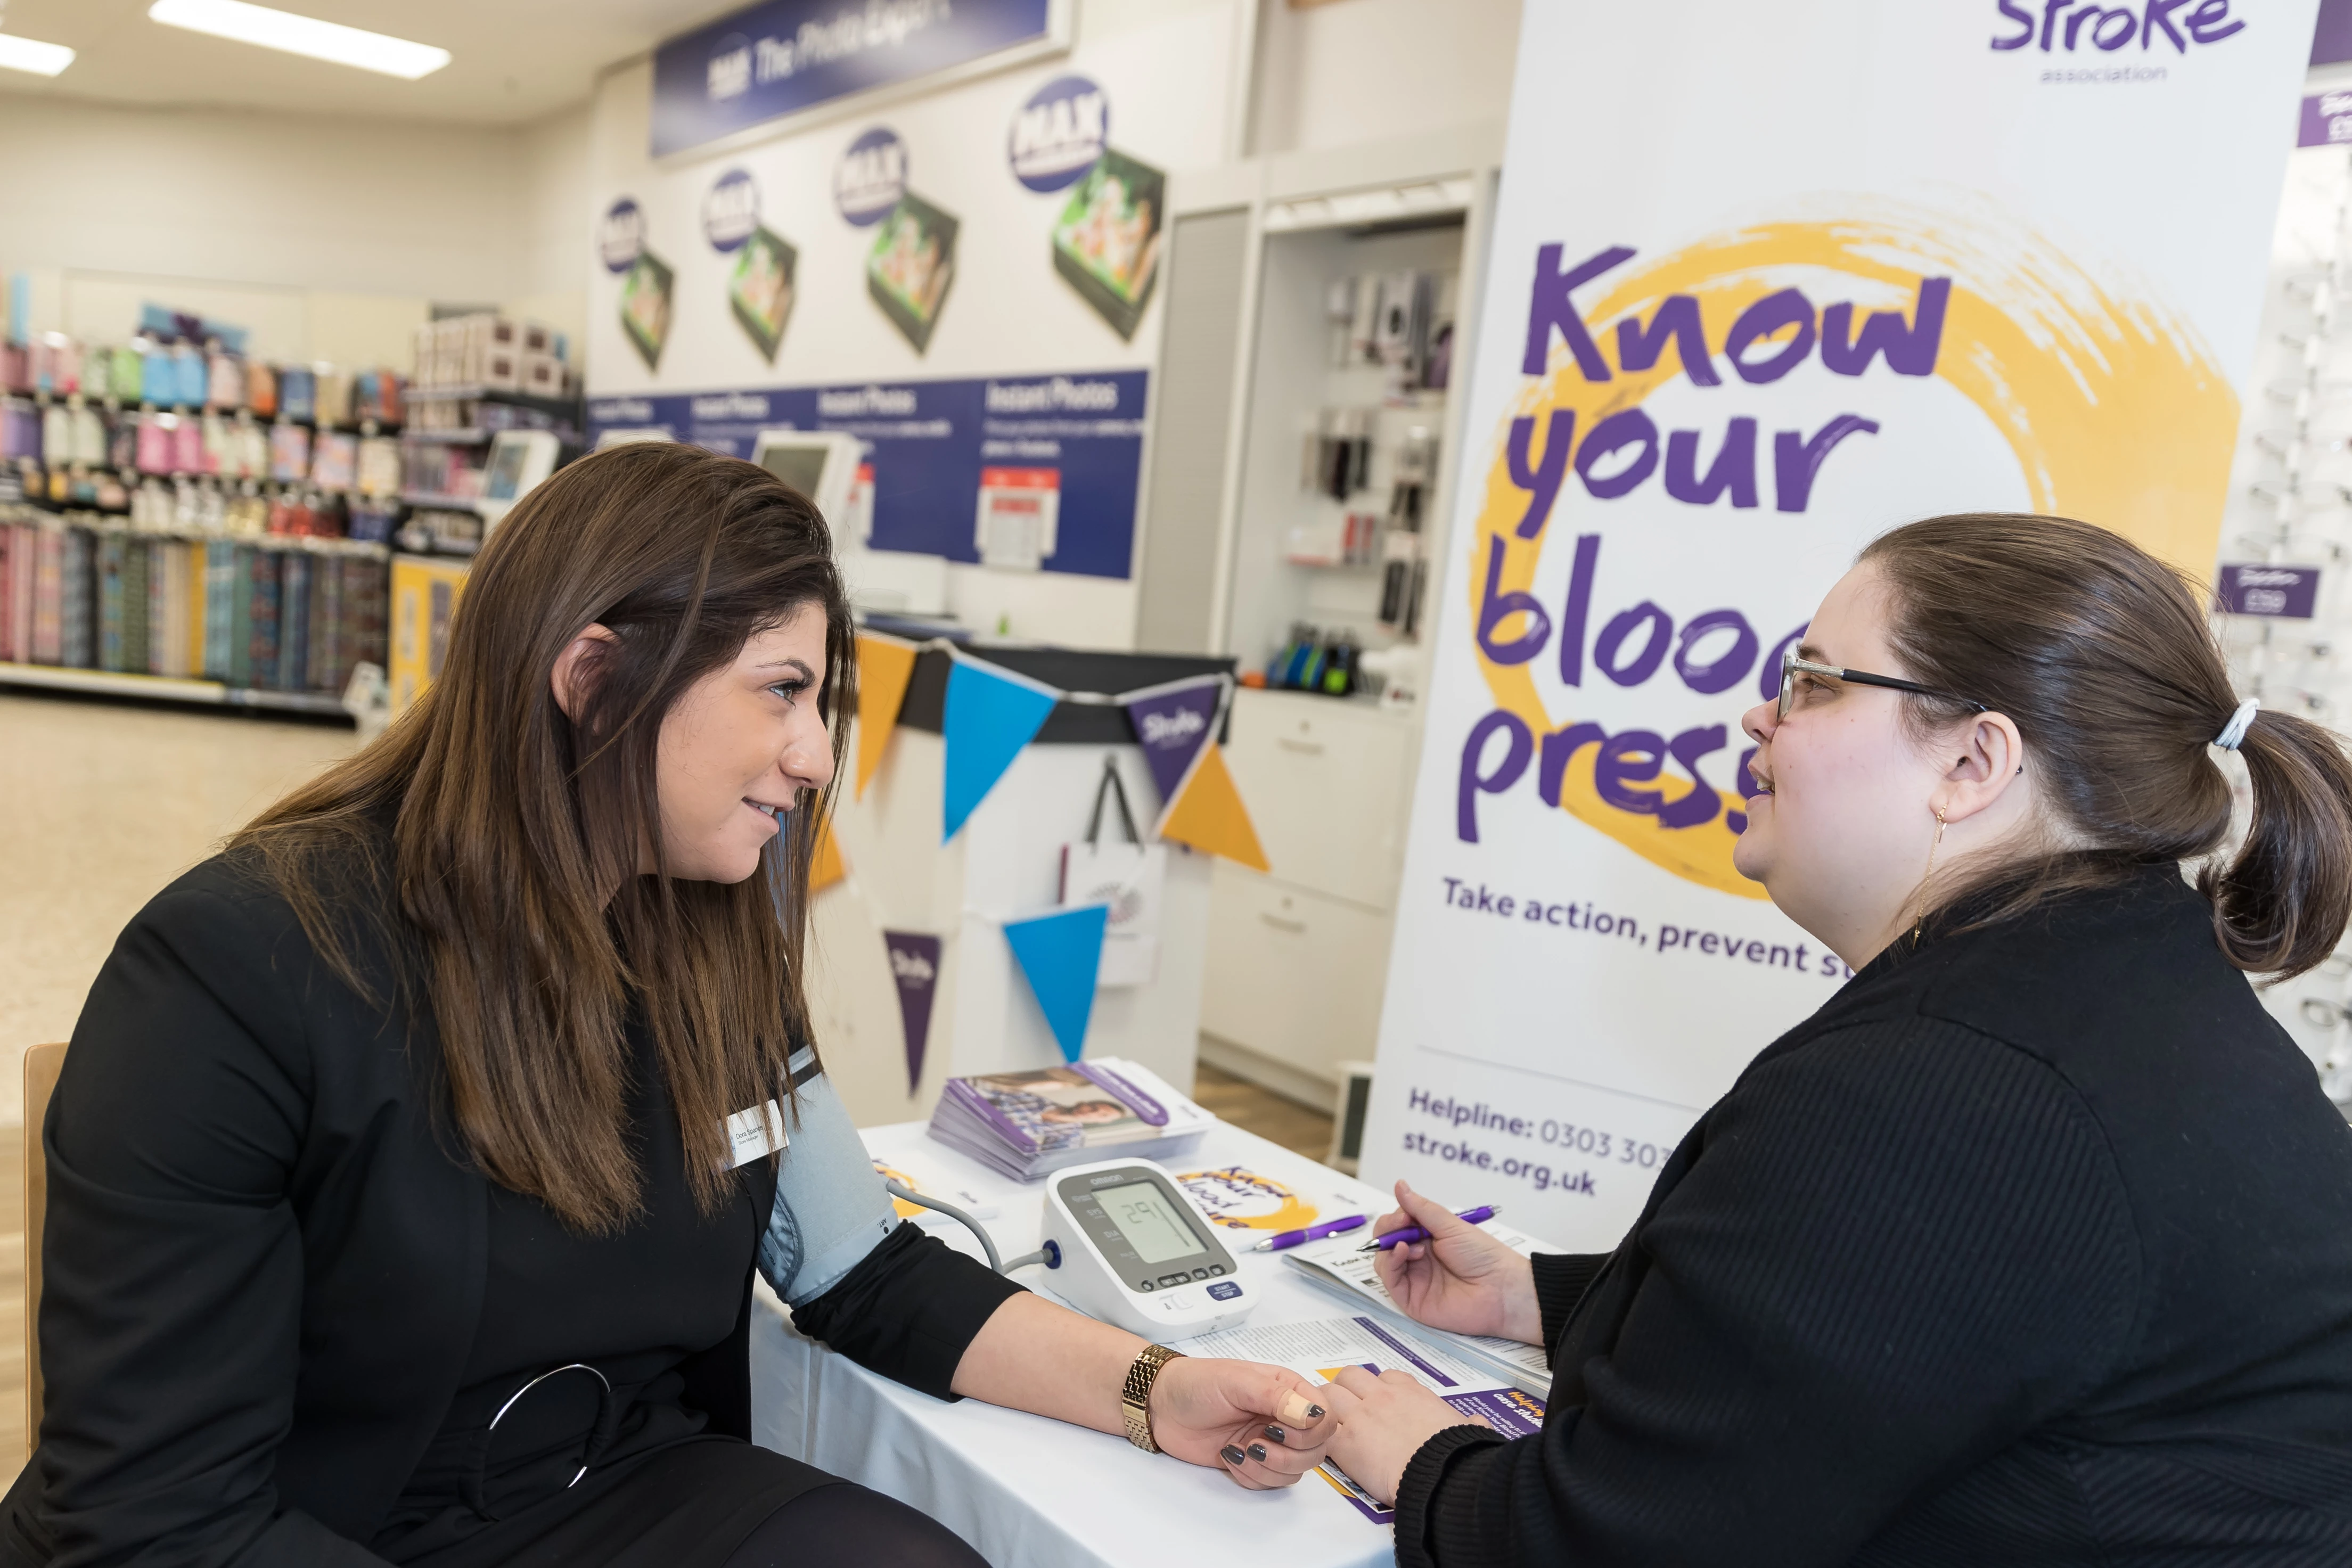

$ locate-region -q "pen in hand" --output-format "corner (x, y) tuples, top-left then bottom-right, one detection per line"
(1251, 1214), (1367, 1252)
(1359, 1203), (1502, 1251)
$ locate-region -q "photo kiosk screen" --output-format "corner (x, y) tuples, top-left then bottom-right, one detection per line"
(758, 444), (830, 500)
(483, 441), (533, 503)
(1095, 1180), (1202, 1266)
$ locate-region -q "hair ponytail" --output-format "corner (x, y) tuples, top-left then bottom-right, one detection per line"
(1863, 514), (2352, 981)
(2202, 708), (2352, 977)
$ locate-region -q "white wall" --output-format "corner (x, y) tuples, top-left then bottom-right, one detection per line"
(513, 102), (596, 355)
(0, 93), (588, 365)
(1250, 0), (1522, 158)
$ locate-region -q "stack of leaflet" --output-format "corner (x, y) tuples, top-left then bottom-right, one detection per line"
(925, 1058), (1214, 1180)
(1283, 1221), (1560, 1397)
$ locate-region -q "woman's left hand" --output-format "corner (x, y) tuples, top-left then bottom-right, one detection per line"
(1147, 1357), (1340, 1489)
(1318, 1366), (1491, 1506)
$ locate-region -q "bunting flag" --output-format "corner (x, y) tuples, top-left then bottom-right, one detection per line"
(1122, 677), (1222, 806)
(854, 633), (919, 798)
(883, 930), (943, 1095)
(810, 819), (847, 893)
(941, 656), (1060, 842)
(1002, 904), (1110, 1063)
(1156, 744), (1269, 873)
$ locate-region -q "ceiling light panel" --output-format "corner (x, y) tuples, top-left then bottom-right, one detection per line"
(0, 33), (75, 76)
(146, 0), (450, 80)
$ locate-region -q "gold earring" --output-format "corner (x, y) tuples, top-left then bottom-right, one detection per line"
(1911, 806), (1947, 947)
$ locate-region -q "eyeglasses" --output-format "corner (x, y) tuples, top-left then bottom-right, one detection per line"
(1777, 646), (1988, 723)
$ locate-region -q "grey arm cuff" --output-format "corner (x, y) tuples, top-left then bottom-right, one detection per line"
(756, 1053), (900, 1307)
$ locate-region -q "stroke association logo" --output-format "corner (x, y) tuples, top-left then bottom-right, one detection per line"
(1990, 0), (2245, 53)
(1458, 200), (2237, 897)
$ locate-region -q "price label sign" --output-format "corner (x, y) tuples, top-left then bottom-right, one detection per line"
(2216, 563), (2322, 619)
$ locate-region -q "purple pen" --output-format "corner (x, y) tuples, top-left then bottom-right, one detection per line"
(1360, 1203), (1502, 1251)
(1251, 1213), (1368, 1252)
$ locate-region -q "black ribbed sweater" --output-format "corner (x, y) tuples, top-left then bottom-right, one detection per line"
(1393, 868), (2352, 1565)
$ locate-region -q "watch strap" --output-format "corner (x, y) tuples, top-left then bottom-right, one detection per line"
(1120, 1343), (1185, 1454)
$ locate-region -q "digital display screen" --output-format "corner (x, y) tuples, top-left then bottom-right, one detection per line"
(483, 438), (532, 501)
(1095, 1180), (1200, 1265)
(758, 442), (830, 498)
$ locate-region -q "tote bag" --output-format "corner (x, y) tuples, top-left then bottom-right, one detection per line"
(1058, 756), (1166, 988)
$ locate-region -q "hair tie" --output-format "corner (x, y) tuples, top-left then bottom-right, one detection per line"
(2215, 697), (2260, 752)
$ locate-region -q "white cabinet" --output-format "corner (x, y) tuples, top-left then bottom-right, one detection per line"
(1200, 686), (1416, 1101)
(1222, 687), (1411, 910)
(1200, 861), (1393, 1102)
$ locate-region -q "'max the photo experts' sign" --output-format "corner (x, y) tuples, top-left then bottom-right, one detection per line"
(653, 0), (1065, 157)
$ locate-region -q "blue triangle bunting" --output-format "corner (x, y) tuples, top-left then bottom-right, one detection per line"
(1002, 904), (1110, 1063)
(942, 658), (1061, 842)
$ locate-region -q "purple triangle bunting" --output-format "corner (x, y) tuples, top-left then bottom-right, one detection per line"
(1124, 679), (1222, 806)
(884, 931), (943, 1096)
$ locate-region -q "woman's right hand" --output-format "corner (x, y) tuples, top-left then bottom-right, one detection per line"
(1371, 1180), (1543, 1345)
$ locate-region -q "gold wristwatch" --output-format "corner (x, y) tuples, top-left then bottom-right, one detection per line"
(1120, 1343), (1185, 1453)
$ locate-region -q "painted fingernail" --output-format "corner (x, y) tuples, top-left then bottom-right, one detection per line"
(1275, 1390), (1325, 1426)
(1263, 1425), (1286, 1442)
(1220, 1446), (1247, 1466)
(1248, 1443), (1269, 1462)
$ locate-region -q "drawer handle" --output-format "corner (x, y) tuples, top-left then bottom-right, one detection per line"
(1259, 912), (1307, 932)
(1276, 737), (1324, 754)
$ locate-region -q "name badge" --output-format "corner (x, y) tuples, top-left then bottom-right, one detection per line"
(724, 1100), (786, 1168)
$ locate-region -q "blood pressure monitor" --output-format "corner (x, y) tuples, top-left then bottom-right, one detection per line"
(1040, 1159), (1261, 1340)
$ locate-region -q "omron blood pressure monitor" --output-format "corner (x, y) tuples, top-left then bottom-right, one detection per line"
(1040, 1159), (1260, 1340)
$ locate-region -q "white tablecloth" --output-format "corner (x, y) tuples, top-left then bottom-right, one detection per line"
(748, 1118), (1405, 1568)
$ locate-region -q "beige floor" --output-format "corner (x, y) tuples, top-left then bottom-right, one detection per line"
(0, 692), (359, 1114)
(0, 690), (1330, 1489)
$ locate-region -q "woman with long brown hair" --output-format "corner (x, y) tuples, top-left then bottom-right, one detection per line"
(1323, 513), (2352, 1564)
(2, 443), (1338, 1567)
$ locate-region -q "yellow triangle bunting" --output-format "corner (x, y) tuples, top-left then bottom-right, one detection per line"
(854, 634), (919, 798)
(1158, 744), (1269, 873)
(810, 818), (848, 893)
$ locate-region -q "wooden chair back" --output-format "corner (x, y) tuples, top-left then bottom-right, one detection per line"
(23, 1042), (65, 1446)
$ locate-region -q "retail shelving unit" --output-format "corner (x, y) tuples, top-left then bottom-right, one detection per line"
(396, 384), (581, 557)
(1136, 121), (1506, 1111)
(0, 659), (346, 715)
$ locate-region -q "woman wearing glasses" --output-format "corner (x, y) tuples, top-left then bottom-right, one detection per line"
(1323, 513), (2352, 1564)
(5, 444), (1338, 1568)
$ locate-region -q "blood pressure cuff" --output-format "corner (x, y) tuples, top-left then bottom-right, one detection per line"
(758, 1047), (1030, 1399)
(755, 1047), (900, 1306)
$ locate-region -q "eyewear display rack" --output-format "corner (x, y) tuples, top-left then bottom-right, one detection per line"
(2217, 128), (2352, 1114)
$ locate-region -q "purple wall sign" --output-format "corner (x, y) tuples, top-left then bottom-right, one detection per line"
(2316, 0), (2352, 64)
(1122, 678), (1220, 803)
(835, 126), (907, 226)
(1007, 75), (1107, 192)
(2302, 91), (2352, 146)
(599, 198), (645, 273)
(586, 370), (1149, 579)
(703, 168), (759, 251)
(651, 0), (1055, 158)
(2216, 563), (2322, 618)
(884, 931), (942, 1095)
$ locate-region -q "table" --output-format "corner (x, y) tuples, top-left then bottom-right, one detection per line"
(748, 1118), (1407, 1568)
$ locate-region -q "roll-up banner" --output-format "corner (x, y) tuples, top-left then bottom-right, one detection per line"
(1362, 0), (2319, 1249)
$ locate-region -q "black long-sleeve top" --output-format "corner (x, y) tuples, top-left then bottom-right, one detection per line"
(1393, 867), (2352, 1565)
(3, 845), (1021, 1567)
